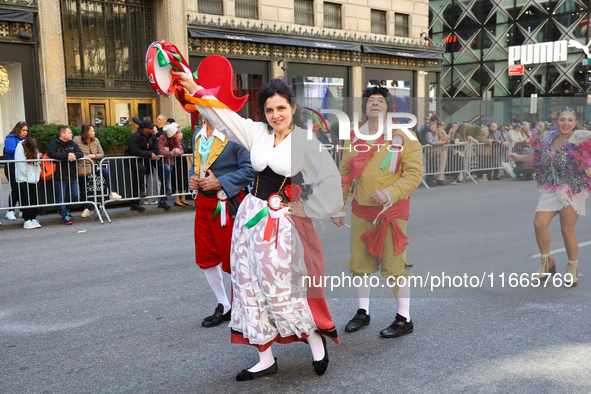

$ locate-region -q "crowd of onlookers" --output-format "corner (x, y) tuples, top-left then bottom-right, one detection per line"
(414, 115), (551, 187)
(1, 114), (195, 229)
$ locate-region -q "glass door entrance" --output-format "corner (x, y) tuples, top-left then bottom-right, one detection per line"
(66, 98), (157, 129)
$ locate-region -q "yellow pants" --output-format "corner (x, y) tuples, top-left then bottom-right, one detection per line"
(346, 212), (408, 278)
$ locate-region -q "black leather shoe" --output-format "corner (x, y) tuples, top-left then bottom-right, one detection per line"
(157, 201), (171, 211)
(379, 314), (414, 338)
(202, 303), (231, 327)
(236, 358), (278, 381)
(345, 309), (370, 332)
(130, 202), (145, 212)
(312, 335), (329, 376)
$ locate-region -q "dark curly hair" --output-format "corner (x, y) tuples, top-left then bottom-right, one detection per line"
(362, 86), (395, 112)
(256, 78), (305, 129)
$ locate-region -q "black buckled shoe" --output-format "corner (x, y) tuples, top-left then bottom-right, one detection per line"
(312, 335), (329, 376)
(345, 309), (370, 332)
(236, 358), (278, 381)
(130, 202), (145, 212)
(202, 303), (231, 327)
(379, 314), (413, 338)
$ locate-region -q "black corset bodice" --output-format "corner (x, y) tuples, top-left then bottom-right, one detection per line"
(251, 166), (303, 200)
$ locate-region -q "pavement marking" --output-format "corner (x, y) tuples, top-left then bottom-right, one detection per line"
(531, 240), (591, 258)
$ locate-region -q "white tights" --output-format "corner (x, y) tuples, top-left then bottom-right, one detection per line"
(203, 265), (230, 313)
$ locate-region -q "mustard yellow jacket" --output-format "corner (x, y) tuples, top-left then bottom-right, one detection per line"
(339, 130), (423, 209)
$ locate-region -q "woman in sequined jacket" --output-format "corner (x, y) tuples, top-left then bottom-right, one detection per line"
(508, 108), (591, 287)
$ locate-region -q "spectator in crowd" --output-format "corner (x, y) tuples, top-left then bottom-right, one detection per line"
(155, 114), (167, 138)
(445, 122), (460, 184)
(166, 118), (175, 125)
(74, 124), (122, 218)
(522, 121), (532, 139)
(488, 121), (504, 180)
(157, 123), (183, 211)
(417, 116), (431, 142)
(124, 120), (159, 212)
(453, 124), (478, 183)
(435, 121), (450, 185)
(158, 122), (184, 210)
(171, 125), (192, 207)
(422, 121), (441, 187)
(3, 121), (28, 221)
(14, 137), (41, 229)
(508, 123), (528, 143)
(508, 123), (532, 152)
(47, 126), (84, 225)
(463, 120), (471, 128)
(475, 127), (493, 182)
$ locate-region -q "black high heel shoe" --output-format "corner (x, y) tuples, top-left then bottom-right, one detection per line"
(312, 335), (329, 376)
(236, 357), (278, 381)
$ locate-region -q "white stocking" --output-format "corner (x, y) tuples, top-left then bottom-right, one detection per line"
(203, 265), (230, 313)
(248, 347), (275, 372)
(307, 331), (325, 361)
(394, 278), (411, 322)
(355, 275), (371, 313)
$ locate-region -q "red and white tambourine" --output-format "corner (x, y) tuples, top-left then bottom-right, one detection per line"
(145, 42), (175, 95)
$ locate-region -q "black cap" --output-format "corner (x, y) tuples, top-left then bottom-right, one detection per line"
(132, 117), (142, 126)
(139, 120), (155, 130)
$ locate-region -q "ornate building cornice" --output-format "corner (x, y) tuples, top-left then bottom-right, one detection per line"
(188, 15), (444, 54)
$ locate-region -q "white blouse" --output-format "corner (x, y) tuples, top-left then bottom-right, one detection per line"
(197, 102), (344, 220)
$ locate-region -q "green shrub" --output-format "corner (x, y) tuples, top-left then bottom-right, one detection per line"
(182, 126), (199, 148)
(28, 124), (131, 154)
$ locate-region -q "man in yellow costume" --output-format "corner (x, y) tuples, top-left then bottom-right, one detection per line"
(332, 86), (423, 338)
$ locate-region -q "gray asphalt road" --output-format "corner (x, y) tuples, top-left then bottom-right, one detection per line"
(1, 179), (590, 393)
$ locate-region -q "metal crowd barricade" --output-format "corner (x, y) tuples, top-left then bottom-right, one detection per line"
(466, 141), (513, 180)
(420, 142), (515, 188)
(421, 143), (477, 188)
(0, 157), (103, 224)
(98, 153), (194, 223)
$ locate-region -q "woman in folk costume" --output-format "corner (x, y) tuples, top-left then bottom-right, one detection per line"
(508, 107), (591, 287)
(332, 86), (423, 337)
(172, 60), (343, 380)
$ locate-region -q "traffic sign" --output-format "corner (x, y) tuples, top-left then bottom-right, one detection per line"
(508, 65), (524, 76)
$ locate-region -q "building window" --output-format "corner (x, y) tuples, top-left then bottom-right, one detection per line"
(236, 0), (257, 19)
(395, 13), (409, 37)
(324, 2), (341, 29)
(295, 0), (314, 26)
(0, 63), (26, 135)
(371, 9), (387, 35)
(198, 0), (223, 15)
(61, 0), (153, 89)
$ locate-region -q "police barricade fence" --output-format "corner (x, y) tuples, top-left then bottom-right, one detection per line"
(1, 157), (103, 224)
(98, 154), (194, 223)
(421, 142), (515, 188)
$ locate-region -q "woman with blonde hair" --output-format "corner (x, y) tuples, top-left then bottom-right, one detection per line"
(509, 108), (591, 286)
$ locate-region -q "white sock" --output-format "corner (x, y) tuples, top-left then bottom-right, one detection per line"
(355, 275), (371, 314)
(248, 347), (275, 372)
(307, 331), (325, 361)
(394, 279), (411, 322)
(203, 265), (230, 313)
